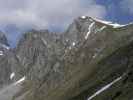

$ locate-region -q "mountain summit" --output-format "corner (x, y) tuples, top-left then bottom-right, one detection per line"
(0, 16), (133, 100)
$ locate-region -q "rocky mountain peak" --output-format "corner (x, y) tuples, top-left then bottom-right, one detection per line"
(0, 16), (133, 100)
(0, 31), (9, 46)
(0, 31), (10, 51)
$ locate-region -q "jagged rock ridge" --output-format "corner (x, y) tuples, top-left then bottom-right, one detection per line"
(0, 16), (133, 100)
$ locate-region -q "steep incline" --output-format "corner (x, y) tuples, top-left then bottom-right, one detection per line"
(0, 16), (133, 100)
(11, 17), (133, 100)
(0, 31), (11, 89)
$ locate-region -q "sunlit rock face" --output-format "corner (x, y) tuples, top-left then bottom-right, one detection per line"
(0, 16), (133, 100)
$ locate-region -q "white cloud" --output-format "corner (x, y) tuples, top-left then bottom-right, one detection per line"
(120, 0), (133, 14)
(0, 0), (106, 30)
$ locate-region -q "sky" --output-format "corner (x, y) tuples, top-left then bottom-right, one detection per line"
(0, 0), (132, 47)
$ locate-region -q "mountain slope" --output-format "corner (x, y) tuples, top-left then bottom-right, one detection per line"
(0, 31), (11, 89)
(0, 16), (133, 100)
(11, 17), (133, 100)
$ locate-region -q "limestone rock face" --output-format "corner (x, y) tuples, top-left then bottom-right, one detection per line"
(0, 16), (133, 100)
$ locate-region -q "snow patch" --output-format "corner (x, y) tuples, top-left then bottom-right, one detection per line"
(95, 26), (107, 33)
(10, 72), (15, 80)
(2, 45), (10, 50)
(94, 18), (112, 24)
(0, 43), (10, 50)
(0, 51), (3, 55)
(93, 18), (126, 28)
(89, 18), (93, 22)
(41, 38), (47, 45)
(99, 26), (107, 31)
(81, 16), (87, 19)
(14, 76), (26, 85)
(110, 23), (125, 28)
(87, 76), (122, 100)
(85, 22), (95, 40)
(92, 53), (98, 58)
(72, 42), (76, 46)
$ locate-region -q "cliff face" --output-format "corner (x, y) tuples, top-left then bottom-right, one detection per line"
(0, 31), (11, 89)
(0, 16), (133, 100)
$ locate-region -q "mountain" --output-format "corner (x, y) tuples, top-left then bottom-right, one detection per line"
(0, 31), (11, 89)
(0, 16), (133, 100)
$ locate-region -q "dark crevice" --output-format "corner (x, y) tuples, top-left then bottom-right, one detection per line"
(112, 91), (122, 100)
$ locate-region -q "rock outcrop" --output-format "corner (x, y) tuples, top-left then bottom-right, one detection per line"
(0, 31), (11, 88)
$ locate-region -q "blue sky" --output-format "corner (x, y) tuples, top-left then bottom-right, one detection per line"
(96, 0), (133, 24)
(0, 0), (132, 47)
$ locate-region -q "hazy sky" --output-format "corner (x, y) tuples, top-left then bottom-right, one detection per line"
(0, 0), (132, 46)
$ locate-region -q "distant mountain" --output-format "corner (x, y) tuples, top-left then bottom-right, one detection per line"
(0, 16), (133, 100)
(0, 31), (11, 89)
